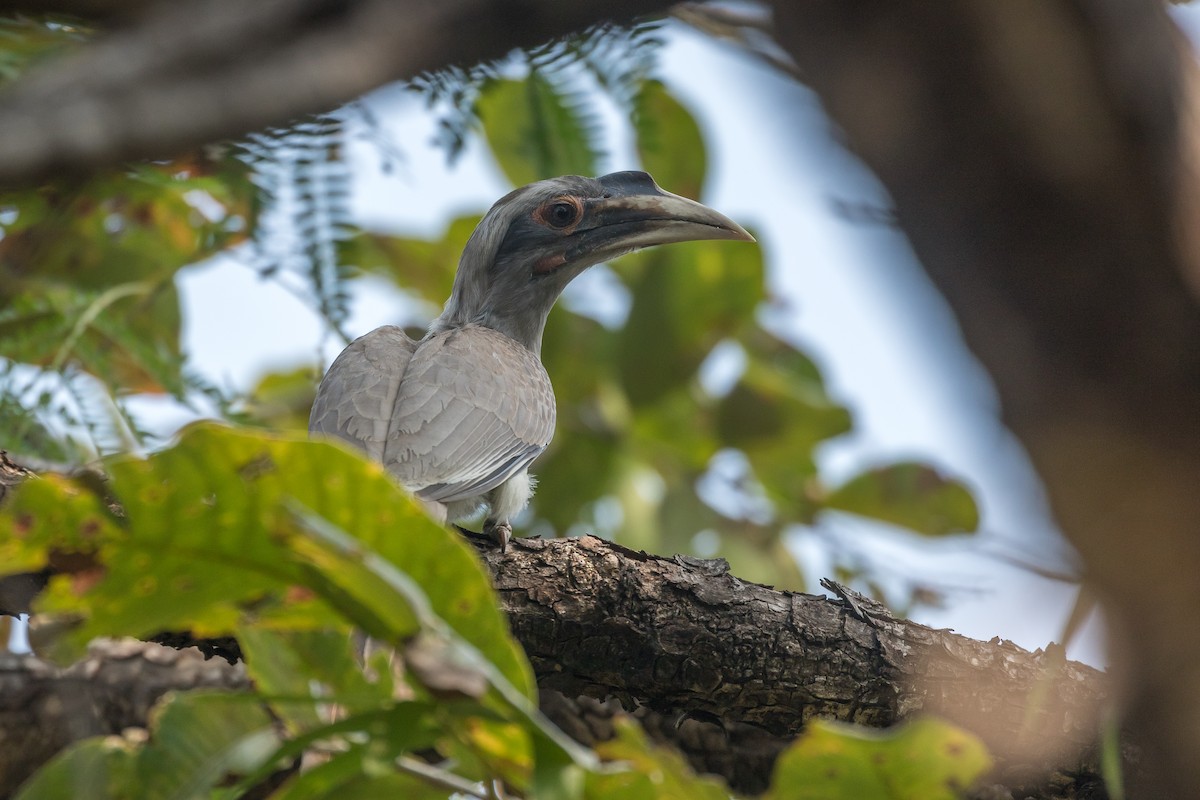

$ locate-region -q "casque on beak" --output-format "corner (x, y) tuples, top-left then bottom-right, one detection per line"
(561, 171), (754, 266)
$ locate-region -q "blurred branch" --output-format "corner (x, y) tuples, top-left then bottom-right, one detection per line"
(470, 534), (1116, 797)
(0, 0), (668, 187)
(672, 2), (800, 80)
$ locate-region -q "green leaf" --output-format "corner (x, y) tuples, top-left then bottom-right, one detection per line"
(13, 737), (136, 800)
(0, 423), (533, 698)
(825, 463), (980, 536)
(634, 80), (707, 201)
(283, 505), (598, 791)
(533, 310), (626, 531)
(15, 692), (277, 800)
(135, 692), (279, 799)
(237, 626), (393, 731)
(225, 705), (444, 798)
(478, 75), (600, 186)
(765, 719), (991, 800)
(0, 471), (116, 575)
(1, 158), (253, 296)
(615, 237), (764, 408)
(241, 366), (320, 432)
(270, 749), (449, 800)
(587, 718), (730, 800)
(716, 334), (853, 517)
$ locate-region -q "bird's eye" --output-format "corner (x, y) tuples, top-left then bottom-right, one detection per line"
(541, 199), (580, 229)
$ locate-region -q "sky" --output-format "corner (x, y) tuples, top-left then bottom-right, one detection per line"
(32, 8), (1200, 665)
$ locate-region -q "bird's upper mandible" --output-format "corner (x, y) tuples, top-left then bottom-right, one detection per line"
(310, 171), (753, 539)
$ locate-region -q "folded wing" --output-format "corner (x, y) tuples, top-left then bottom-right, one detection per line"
(309, 326), (419, 461)
(384, 325), (556, 502)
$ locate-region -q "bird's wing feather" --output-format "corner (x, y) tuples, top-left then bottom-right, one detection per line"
(308, 326), (419, 462)
(383, 325), (555, 502)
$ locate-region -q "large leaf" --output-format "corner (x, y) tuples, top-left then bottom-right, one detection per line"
(135, 692), (279, 798)
(825, 463), (980, 536)
(633, 80), (707, 201)
(13, 738), (136, 800)
(15, 692), (278, 800)
(615, 238), (764, 408)
(0, 424), (533, 697)
(268, 749), (449, 800)
(587, 718), (730, 800)
(478, 75), (600, 186)
(281, 505), (596, 794)
(764, 718), (992, 800)
(236, 626), (394, 731)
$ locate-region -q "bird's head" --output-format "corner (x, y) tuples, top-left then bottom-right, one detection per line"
(435, 171), (753, 351)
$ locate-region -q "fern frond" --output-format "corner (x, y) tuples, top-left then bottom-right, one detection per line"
(410, 21), (665, 166)
(236, 113), (355, 343)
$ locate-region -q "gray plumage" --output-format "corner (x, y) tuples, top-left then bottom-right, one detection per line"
(310, 171), (752, 547)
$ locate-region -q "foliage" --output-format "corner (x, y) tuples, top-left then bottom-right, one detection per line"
(765, 719), (992, 800)
(2, 425), (990, 798)
(0, 12), (978, 594)
(0, 14), (91, 85)
(0, 13), (996, 800)
(0, 150), (257, 459)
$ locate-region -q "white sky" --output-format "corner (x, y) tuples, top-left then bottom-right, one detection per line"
(137, 12), (1200, 667)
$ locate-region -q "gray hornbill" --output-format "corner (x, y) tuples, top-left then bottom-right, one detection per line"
(309, 171), (753, 548)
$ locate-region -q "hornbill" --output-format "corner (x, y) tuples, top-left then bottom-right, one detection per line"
(309, 171), (753, 548)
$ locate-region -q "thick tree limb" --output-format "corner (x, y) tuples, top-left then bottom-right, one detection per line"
(472, 534), (1115, 797)
(2, 536), (1115, 798)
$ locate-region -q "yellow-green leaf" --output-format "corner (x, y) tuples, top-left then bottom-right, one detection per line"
(765, 718), (992, 800)
(0, 423), (534, 698)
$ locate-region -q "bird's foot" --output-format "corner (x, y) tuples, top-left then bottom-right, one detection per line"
(483, 519), (513, 553)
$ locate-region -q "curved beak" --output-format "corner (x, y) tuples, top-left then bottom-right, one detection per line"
(565, 172), (754, 265)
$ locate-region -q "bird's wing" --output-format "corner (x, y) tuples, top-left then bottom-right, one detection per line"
(308, 326), (419, 462)
(383, 325), (556, 503)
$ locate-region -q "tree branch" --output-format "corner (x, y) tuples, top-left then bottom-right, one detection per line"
(2, 535), (1117, 798)
(0, 0), (668, 187)
(471, 534), (1117, 797)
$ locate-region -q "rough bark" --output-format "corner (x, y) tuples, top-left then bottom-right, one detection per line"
(474, 535), (1115, 797)
(3, 533), (1117, 798)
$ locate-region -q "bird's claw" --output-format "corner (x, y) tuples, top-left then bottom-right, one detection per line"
(484, 520), (513, 553)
